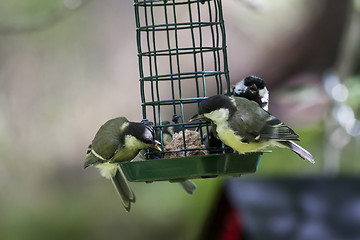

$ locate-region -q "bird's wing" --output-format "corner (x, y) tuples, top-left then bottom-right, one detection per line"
(259, 115), (299, 141)
(85, 144), (101, 168)
(230, 97), (299, 142)
(91, 118), (128, 160)
(92, 135), (121, 160)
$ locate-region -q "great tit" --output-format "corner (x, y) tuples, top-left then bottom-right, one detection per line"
(203, 76), (269, 153)
(85, 117), (161, 212)
(233, 76), (315, 163)
(191, 95), (315, 163)
(233, 75), (269, 111)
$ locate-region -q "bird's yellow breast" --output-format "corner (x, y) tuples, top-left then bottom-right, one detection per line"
(204, 108), (270, 153)
(113, 135), (148, 162)
(216, 122), (269, 153)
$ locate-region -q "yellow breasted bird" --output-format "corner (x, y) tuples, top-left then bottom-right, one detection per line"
(85, 117), (161, 212)
(191, 95), (315, 163)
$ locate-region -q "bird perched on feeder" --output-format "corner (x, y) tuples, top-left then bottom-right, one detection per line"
(191, 94), (315, 163)
(85, 117), (161, 212)
(203, 76), (270, 153)
(233, 76), (314, 163)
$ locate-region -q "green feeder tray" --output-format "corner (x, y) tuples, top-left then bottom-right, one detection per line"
(120, 152), (262, 182)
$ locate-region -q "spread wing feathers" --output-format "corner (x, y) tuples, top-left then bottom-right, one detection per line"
(259, 115), (300, 141)
(111, 167), (136, 212)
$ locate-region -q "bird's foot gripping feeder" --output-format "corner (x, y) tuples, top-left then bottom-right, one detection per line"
(122, 0), (263, 182)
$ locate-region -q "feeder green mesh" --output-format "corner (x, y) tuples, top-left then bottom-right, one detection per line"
(134, 0), (230, 157)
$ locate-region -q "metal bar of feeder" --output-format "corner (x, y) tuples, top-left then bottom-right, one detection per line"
(137, 22), (221, 31)
(135, 0), (232, 158)
(136, 0), (208, 7)
(138, 47), (223, 57)
(141, 71), (225, 81)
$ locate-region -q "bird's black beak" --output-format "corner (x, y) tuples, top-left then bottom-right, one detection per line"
(190, 113), (205, 122)
(247, 83), (258, 94)
(150, 140), (162, 151)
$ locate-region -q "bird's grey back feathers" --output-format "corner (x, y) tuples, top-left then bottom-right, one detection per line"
(228, 97), (299, 142)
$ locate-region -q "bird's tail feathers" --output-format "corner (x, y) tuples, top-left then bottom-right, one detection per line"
(280, 141), (315, 164)
(111, 167), (136, 212)
(178, 180), (197, 195)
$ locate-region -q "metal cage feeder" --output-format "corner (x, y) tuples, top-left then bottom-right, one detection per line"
(120, 0), (262, 182)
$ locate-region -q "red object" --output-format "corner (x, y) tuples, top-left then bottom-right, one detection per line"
(199, 187), (244, 240)
(220, 210), (242, 240)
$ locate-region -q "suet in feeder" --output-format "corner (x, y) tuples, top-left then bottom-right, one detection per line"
(120, 0), (263, 181)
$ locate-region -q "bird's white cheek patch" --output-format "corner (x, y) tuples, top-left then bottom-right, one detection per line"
(143, 129), (153, 142)
(233, 81), (246, 95)
(259, 88), (266, 97)
(259, 88), (269, 110)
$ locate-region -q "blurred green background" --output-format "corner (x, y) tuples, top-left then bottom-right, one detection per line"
(1, 0), (360, 239)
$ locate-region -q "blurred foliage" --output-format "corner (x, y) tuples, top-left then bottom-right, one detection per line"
(346, 75), (360, 108)
(0, 175), (222, 240)
(0, 0), (359, 240)
(0, 0), (61, 22)
(0, 0), (87, 34)
(256, 126), (325, 176)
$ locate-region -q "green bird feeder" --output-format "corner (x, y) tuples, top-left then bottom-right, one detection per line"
(120, 0), (263, 182)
